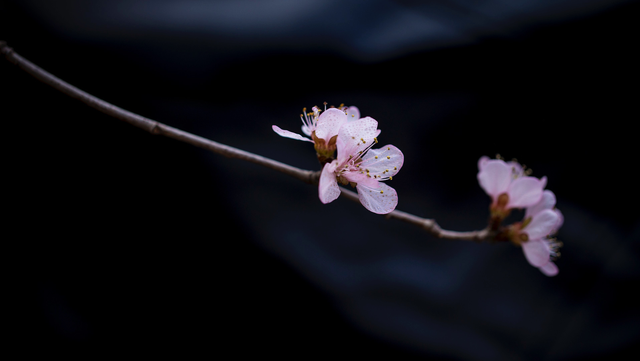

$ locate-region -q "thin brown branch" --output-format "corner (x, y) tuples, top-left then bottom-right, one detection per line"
(2, 41), (489, 241)
(338, 187), (490, 240)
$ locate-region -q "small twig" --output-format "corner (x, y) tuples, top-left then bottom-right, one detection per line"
(339, 187), (490, 240)
(2, 41), (489, 241)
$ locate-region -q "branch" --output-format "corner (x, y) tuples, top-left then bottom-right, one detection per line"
(1, 40), (489, 242)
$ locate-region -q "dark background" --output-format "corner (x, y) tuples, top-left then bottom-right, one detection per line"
(2, 0), (639, 359)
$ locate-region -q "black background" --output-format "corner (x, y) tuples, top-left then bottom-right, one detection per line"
(2, 0), (639, 359)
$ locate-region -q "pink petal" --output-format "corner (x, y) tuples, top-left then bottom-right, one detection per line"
(318, 162), (341, 204)
(525, 189), (557, 218)
(539, 261), (559, 276)
(356, 182), (398, 214)
(524, 209), (560, 240)
(346, 106), (360, 121)
(272, 125), (314, 143)
(477, 159), (511, 200)
(336, 117), (380, 164)
(522, 239), (551, 267)
(552, 208), (564, 234)
(342, 170), (379, 189)
(477, 156), (490, 171)
(506, 161), (524, 178)
(314, 108), (347, 141)
(507, 176), (544, 208)
(359, 144), (404, 179)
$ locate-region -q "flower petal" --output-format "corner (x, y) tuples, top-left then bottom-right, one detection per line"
(318, 162), (341, 204)
(359, 144), (404, 180)
(552, 208), (564, 234)
(477, 156), (490, 171)
(524, 209), (560, 240)
(314, 108), (347, 141)
(346, 106), (360, 121)
(506, 161), (524, 178)
(272, 125), (314, 143)
(336, 117), (380, 164)
(507, 176), (545, 208)
(356, 182), (398, 214)
(342, 170), (379, 189)
(477, 159), (512, 200)
(539, 261), (559, 276)
(522, 238), (551, 267)
(525, 189), (557, 218)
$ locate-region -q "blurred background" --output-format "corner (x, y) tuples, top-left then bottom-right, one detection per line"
(2, 0), (639, 358)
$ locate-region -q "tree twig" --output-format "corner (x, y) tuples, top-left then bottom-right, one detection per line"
(1, 40), (490, 241)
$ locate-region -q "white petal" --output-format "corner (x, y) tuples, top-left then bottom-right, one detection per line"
(314, 108), (347, 141)
(477, 159), (511, 200)
(522, 239), (551, 267)
(356, 182), (398, 214)
(525, 209), (560, 240)
(508, 176), (544, 208)
(272, 125), (314, 143)
(525, 189), (557, 218)
(318, 162), (341, 204)
(359, 144), (404, 179)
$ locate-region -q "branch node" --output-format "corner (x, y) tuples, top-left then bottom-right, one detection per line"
(150, 123), (162, 135)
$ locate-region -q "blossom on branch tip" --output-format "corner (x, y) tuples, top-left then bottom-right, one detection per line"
(477, 156), (547, 220)
(318, 117), (403, 214)
(511, 190), (564, 276)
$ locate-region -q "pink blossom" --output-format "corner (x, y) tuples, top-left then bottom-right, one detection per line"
(318, 117), (404, 214)
(515, 190), (564, 276)
(477, 156), (547, 217)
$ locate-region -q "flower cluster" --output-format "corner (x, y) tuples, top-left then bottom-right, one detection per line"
(273, 104), (403, 214)
(478, 156), (563, 276)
